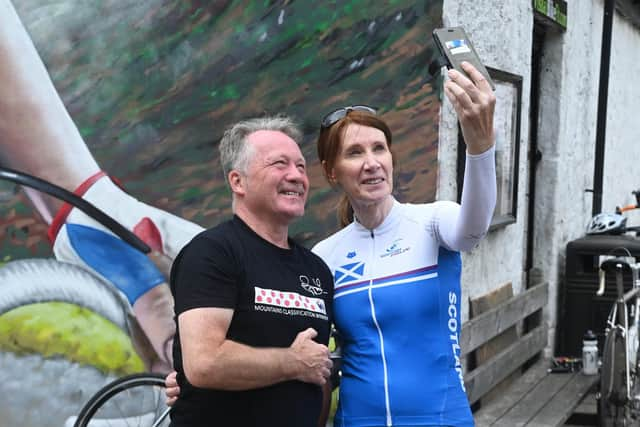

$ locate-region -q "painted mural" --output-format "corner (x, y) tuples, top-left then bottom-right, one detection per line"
(0, 0), (444, 425)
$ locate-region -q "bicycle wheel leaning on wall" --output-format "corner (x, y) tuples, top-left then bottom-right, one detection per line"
(72, 373), (170, 427)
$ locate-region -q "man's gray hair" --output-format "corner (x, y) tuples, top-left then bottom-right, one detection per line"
(219, 115), (303, 183)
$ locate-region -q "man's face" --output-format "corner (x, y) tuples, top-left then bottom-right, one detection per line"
(241, 130), (309, 223)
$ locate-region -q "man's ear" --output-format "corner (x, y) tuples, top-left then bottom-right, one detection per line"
(228, 170), (245, 195)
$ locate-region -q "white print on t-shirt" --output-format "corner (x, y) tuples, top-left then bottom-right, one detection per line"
(299, 275), (326, 296)
(254, 286), (327, 315)
(254, 304), (329, 321)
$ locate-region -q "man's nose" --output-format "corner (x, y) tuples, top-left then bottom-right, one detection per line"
(286, 164), (307, 180)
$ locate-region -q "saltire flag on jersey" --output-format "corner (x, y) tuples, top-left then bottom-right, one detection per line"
(335, 261), (365, 285)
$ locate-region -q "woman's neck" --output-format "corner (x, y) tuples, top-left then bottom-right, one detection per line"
(352, 196), (394, 230)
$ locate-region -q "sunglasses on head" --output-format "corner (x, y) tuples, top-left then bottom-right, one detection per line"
(320, 105), (377, 129)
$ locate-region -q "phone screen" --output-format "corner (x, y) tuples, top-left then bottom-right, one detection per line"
(432, 27), (495, 90)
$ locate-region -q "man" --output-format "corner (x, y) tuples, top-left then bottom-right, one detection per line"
(169, 116), (334, 427)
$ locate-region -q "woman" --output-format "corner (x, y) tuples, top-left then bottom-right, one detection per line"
(165, 61), (495, 426)
(311, 61), (495, 427)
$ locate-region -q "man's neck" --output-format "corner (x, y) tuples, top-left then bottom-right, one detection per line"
(235, 208), (291, 249)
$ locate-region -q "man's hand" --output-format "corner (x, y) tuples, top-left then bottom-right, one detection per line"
(444, 61), (496, 155)
(289, 328), (332, 386)
(165, 371), (180, 406)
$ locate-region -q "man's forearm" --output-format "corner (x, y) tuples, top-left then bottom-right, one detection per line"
(183, 339), (297, 390)
(179, 309), (329, 390)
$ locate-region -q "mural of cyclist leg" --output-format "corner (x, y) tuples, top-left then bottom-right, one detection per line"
(0, 0), (204, 373)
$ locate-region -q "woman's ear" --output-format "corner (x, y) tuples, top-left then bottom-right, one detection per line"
(321, 160), (337, 185)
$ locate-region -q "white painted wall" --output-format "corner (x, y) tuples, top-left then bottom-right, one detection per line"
(533, 0), (602, 351)
(602, 13), (640, 218)
(439, 0), (533, 321)
(439, 0), (640, 354)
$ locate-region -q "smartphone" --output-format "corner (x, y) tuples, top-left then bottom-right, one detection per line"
(432, 27), (495, 90)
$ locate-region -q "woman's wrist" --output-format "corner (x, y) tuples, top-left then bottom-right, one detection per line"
(466, 140), (495, 156)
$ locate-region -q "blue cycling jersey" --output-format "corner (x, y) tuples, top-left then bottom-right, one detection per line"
(313, 200), (474, 427)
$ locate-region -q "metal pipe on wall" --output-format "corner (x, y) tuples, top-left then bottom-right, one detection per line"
(592, 0), (615, 215)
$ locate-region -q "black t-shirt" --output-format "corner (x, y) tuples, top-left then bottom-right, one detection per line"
(169, 216), (334, 427)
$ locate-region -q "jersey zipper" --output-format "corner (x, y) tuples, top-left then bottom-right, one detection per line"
(367, 229), (392, 426)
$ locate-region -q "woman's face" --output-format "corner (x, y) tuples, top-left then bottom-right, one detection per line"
(330, 123), (393, 207)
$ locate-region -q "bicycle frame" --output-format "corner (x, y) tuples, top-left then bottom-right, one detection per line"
(601, 259), (640, 404)
(607, 264), (640, 401)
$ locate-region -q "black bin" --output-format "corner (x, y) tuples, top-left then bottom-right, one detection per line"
(556, 234), (640, 357)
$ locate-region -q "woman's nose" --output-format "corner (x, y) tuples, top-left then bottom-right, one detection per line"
(363, 153), (380, 170)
